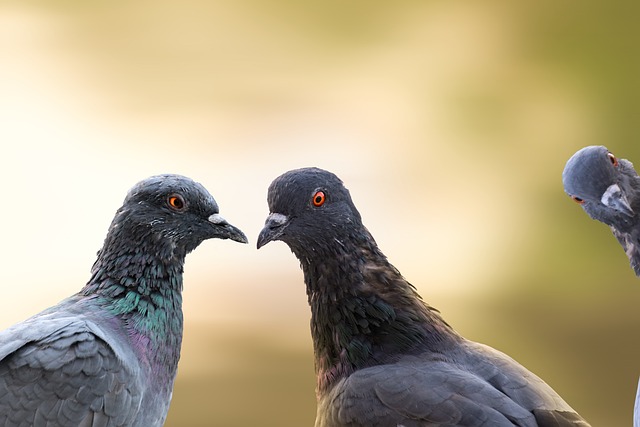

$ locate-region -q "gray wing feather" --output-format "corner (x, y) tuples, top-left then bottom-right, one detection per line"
(318, 342), (588, 427)
(322, 362), (535, 427)
(0, 315), (143, 427)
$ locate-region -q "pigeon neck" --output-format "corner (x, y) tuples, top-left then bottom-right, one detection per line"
(298, 229), (459, 394)
(81, 222), (186, 372)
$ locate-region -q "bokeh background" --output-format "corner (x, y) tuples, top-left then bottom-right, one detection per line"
(1, 1), (640, 426)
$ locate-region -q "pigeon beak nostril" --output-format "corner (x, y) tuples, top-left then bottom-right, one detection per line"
(602, 184), (635, 217)
(257, 213), (289, 249)
(265, 213), (288, 227)
(208, 213), (229, 226)
(208, 213), (247, 243)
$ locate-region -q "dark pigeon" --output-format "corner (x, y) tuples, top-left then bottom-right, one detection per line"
(562, 145), (640, 276)
(0, 174), (247, 427)
(257, 167), (589, 427)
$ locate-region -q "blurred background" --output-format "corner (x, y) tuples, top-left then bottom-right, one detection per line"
(1, 1), (639, 425)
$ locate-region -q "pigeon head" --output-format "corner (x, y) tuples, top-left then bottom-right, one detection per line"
(563, 145), (636, 229)
(256, 167), (364, 254)
(109, 174), (247, 258)
(257, 168), (460, 394)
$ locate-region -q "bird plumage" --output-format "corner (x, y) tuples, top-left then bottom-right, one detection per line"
(563, 145), (640, 276)
(258, 167), (589, 427)
(0, 174), (247, 427)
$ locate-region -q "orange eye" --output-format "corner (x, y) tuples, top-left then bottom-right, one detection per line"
(312, 191), (326, 207)
(571, 195), (585, 205)
(167, 194), (186, 211)
(607, 152), (619, 167)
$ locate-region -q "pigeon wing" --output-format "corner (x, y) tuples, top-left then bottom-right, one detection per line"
(465, 342), (590, 427)
(320, 361), (537, 427)
(0, 316), (143, 427)
(319, 344), (589, 427)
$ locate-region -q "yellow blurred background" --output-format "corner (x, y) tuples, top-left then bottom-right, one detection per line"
(1, 1), (639, 425)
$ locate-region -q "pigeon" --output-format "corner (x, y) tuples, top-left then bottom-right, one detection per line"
(562, 145), (640, 276)
(0, 174), (247, 427)
(257, 167), (590, 427)
(563, 149), (640, 424)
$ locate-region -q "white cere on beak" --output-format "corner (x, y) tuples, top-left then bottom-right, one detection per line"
(601, 183), (622, 204)
(208, 213), (229, 225)
(267, 213), (289, 226)
(601, 183), (634, 215)
(602, 184), (624, 207)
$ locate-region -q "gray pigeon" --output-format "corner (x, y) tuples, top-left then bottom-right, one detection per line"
(562, 145), (640, 276)
(563, 149), (640, 425)
(257, 167), (590, 427)
(0, 174), (247, 427)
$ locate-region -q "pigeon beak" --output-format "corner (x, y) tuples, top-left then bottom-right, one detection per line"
(208, 213), (248, 243)
(257, 213), (289, 249)
(601, 184), (635, 217)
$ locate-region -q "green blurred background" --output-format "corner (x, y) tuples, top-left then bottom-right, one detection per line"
(1, 1), (639, 426)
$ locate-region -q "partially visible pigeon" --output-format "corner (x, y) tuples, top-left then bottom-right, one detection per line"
(633, 380), (640, 427)
(257, 167), (590, 427)
(562, 145), (640, 276)
(0, 174), (247, 426)
(563, 149), (640, 424)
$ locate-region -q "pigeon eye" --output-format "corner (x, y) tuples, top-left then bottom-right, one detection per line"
(312, 191), (326, 207)
(607, 152), (619, 167)
(571, 195), (585, 205)
(167, 194), (186, 211)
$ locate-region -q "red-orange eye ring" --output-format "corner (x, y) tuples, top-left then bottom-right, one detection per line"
(571, 195), (585, 205)
(312, 191), (326, 207)
(607, 152), (619, 167)
(167, 194), (186, 211)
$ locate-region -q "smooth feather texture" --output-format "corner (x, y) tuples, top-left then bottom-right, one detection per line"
(258, 167), (589, 427)
(0, 174), (247, 427)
